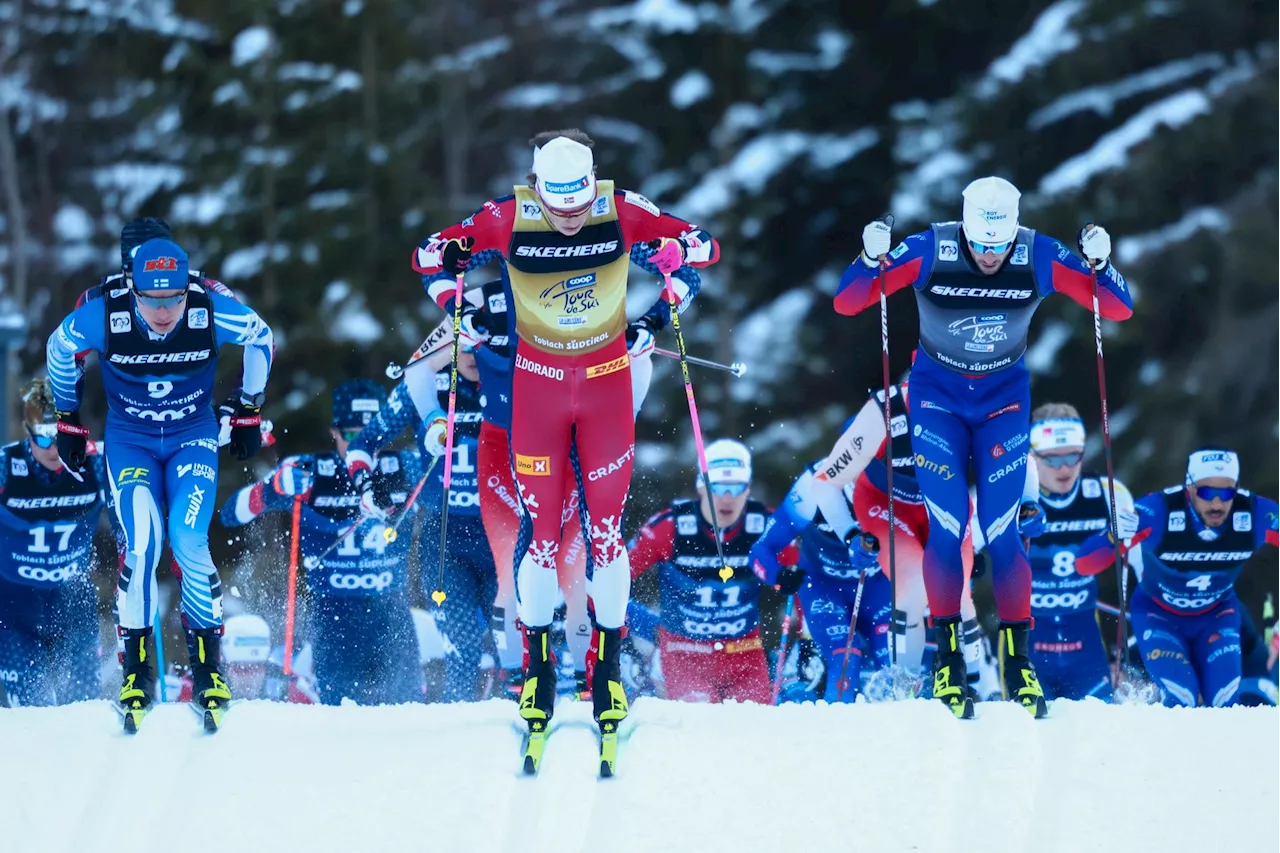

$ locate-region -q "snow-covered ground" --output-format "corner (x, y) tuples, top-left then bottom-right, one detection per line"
(1, 698), (1274, 853)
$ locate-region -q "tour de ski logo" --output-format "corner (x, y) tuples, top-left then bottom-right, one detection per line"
(948, 314), (1007, 353)
(540, 272), (599, 318)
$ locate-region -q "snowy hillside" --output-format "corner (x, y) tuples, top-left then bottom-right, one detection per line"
(1, 699), (1274, 853)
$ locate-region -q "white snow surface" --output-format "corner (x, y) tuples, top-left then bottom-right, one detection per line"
(0, 698), (1274, 852)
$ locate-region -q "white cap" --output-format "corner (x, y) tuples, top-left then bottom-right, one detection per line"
(1186, 449), (1239, 485)
(1030, 418), (1086, 452)
(411, 607), (447, 665)
(223, 614), (271, 664)
(962, 176), (1021, 246)
(533, 137), (596, 212)
(699, 438), (752, 487)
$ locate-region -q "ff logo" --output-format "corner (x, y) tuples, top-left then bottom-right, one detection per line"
(117, 467), (149, 485)
(586, 355), (628, 379)
(143, 257), (177, 272)
(515, 454), (551, 476)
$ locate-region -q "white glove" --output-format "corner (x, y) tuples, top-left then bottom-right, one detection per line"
(350, 466), (388, 522)
(423, 416), (449, 458)
(627, 323), (655, 359)
(1114, 509), (1139, 540)
(862, 219), (892, 265)
(1078, 225), (1112, 266)
(457, 309), (488, 351)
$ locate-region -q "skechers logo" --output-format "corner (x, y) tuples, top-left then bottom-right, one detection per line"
(930, 286), (1032, 299)
(515, 242), (618, 259)
(7, 494), (98, 509)
(109, 351), (212, 365)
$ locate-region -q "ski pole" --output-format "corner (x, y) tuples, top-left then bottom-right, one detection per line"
(384, 456), (438, 544)
(654, 248), (733, 581)
(833, 533), (876, 699)
(1087, 226), (1130, 680)
(153, 599), (167, 703)
(283, 495), (302, 675)
(385, 316), (455, 380)
(772, 594), (799, 704)
(431, 273), (467, 606)
(872, 223), (899, 667)
(652, 348), (747, 377)
(301, 460), (435, 570)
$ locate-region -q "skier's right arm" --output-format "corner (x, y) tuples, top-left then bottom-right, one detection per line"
(220, 456), (314, 527)
(345, 382), (445, 477)
(45, 300), (108, 413)
(813, 399), (885, 488)
(750, 475), (815, 585)
(626, 508), (676, 579)
(834, 227), (936, 316)
(411, 198), (515, 312)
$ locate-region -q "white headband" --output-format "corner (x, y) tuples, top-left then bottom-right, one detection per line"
(1030, 418), (1086, 452)
(1186, 450), (1239, 485)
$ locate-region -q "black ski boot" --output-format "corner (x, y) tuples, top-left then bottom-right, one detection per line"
(187, 627), (232, 731)
(118, 627), (157, 733)
(999, 621), (1048, 718)
(931, 616), (975, 719)
(519, 625), (557, 773)
(588, 626), (629, 777)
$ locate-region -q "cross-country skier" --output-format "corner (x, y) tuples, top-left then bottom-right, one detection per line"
(413, 128), (719, 748)
(751, 456), (889, 702)
(1107, 449), (1277, 706)
(222, 380), (423, 706)
(344, 351), (489, 702)
(626, 440), (785, 704)
(0, 378), (107, 706)
(836, 177), (1133, 717)
(45, 237), (274, 731)
(1024, 403), (1136, 701)
(802, 386), (989, 695)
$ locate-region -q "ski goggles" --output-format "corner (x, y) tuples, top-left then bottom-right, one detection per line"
(133, 290), (188, 310)
(709, 482), (748, 498)
(27, 423), (57, 449)
(1191, 485), (1236, 503)
(968, 238), (1015, 255)
(1034, 450), (1084, 469)
(338, 428), (364, 442)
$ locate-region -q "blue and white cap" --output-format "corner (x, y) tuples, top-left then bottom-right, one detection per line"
(131, 238), (189, 292)
(222, 614), (271, 664)
(1186, 449), (1239, 485)
(533, 137), (596, 212)
(698, 438), (753, 487)
(331, 379), (387, 429)
(962, 176), (1020, 247)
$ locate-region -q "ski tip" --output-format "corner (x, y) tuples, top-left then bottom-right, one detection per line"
(522, 754), (538, 775)
(122, 712), (141, 735)
(599, 760), (614, 779)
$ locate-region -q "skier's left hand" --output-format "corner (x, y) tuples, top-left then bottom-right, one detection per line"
(228, 395), (264, 461)
(422, 416), (449, 458)
(774, 565), (806, 596)
(845, 531), (881, 577)
(625, 317), (657, 359)
(647, 237), (686, 275)
(1018, 500), (1047, 539)
(1113, 509), (1140, 541)
(1078, 225), (1112, 268)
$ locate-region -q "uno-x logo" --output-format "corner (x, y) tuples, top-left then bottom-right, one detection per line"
(515, 454), (551, 476)
(143, 256), (178, 272)
(117, 467), (149, 485)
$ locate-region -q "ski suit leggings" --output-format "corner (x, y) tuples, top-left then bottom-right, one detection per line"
(908, 354), (1032, 623)
(421, 512), (496, 702)
(797, 566), (892, 702)
(0, 579), (100, 706)
(310, 593), (422, 706)
(106, 415), (222, 631)
(1130, 591), (1241, 707)
(480, 421), (591, 673)
(1029, 611), (1112, 701)
(510, 338), (633, 632)
(658, 627), (772, 704)
(852, 472), (975, 667)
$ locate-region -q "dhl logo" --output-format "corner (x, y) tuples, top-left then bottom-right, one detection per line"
(585, 355), (628, 379)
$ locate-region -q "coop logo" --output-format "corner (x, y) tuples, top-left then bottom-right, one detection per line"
(515, 241), (618, 259)
(948, 314), (1008, 353)
(17, 565), (81, 583)
(540, 273), (599, 315)
(125, 404), (199, 422)
(1030, 591), (1089, 610)
(329, 571), (395, 591)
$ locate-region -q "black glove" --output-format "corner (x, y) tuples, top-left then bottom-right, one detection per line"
(775, 565), (806, 596)
(228, 395), (264, 461)
(441, 236), (474, 276)
(55, 410), (88, 470)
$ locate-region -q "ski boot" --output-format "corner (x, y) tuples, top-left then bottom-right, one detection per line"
(999, 621), (1048, 718)
(187, 627), (232, 732)
(574, 669), (590, 702)
(118, 627), (157, 733)
(931, 616), (974, 719)
(519, 625), (557, 774)
(587, 625), (630, 777)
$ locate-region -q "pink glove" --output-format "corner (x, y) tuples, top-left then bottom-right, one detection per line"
(648, 238), (685, 275)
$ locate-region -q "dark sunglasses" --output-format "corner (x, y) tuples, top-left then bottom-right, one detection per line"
(1035, 451), (1083, 469)
(133, 290), (188, 310)
(968, 238), (1014, 256)
(1192, 485), (1236, 503)
(709, 482), (748, 497)
(28, 424), (57, 449)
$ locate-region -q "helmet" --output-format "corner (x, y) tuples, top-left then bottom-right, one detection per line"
(130, 238), (189, 292)
(533, 137), (596, 213)
(120, 217), (173, 271)
(222, 614), (271, 664)
(962, 177), (1020, 247)
(697, 438), (752, 488)
(20, 377), (56, 428)
(331, 379), (388, 429)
